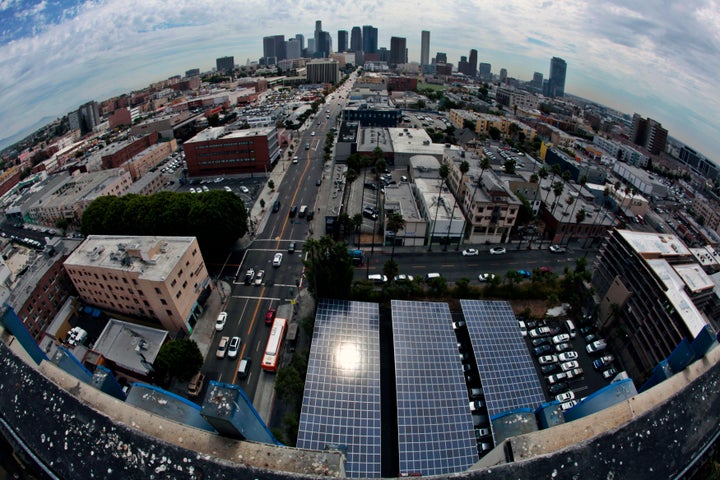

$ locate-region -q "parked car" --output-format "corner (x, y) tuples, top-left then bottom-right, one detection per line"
(558, 351), (579, 362)
(548, 382), (569, 395)
(593, 355), (615, 370)
(532, 337), (551, 347)
(584, 334), (598, 343)
(534, 344), (553, 356)
(554, 342), (572, 353)
(538, 354), (558, 365)
(546, 372), (567, 385)
(489, 247), (507, 255)
(187, 372), (205, 398)
(603, 367), (618, 379)
(565, 367), (584, 380)
(265, 308), (277, 325)
(368, 274), (388, 284)
(561, 399), (579, 411)
(518, 321), (527, 337)
(469, 400), (485, 411)
(560, 360), (580, 371)
(239, 185), (250, 194)
(586, 339), (608, 354)
(254, 270), (265, 286)
(227, 336), (241, 359)
(215, 312), (227, 331)
(529, 326), (551, 338)
(556, 391), (575, 402)
(517, 269), (532, 278)
(549, 244), (567, 253)
(580, 326), (594, 336)
(216, 336), (229, 359)
(552, 334), (570, 345)
(462, 248), (479, 256)
(475, 428), (491, 440)
(273, 252), (283, 267)
(394, 274), (414, 282)
(452, 320), (467, 330)
(541, 363), (560, 374)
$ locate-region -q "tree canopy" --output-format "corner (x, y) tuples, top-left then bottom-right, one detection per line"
(303, 236), (355, 300)
(153, 338), (203, 384)
(81, 191), (248, 256)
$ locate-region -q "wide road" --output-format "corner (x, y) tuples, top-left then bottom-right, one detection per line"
(357, 247), (586, 283)
(203, 80), (352, 399)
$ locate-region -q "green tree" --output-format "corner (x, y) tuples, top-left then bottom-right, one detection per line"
(429, 163), (450, 251)
(488, 126), (501, 140)
(275, 364), (304, 406)
(503, 159), (516, 174)
(55, 217), (69, 233)
(268, 179), (275, 190)
(303, 236), (354, 300)
(386, 211), (406, 261)
(260, 198), (266, 209)
(383, 259), (400, 281)
(153, 339), (203, 385)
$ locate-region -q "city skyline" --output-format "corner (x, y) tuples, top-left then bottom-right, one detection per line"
(1, 1), (719, 162)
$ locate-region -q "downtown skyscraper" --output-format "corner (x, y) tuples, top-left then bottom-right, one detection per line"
(547, 56), (567, 97)
(390, 36), (407, 66)
(362, 25), (378, 53)
(350, 26), (362, 53)
(421, 30), (430, 65)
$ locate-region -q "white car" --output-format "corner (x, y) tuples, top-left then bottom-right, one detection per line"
(189, 187), (196, 193)
(462, 248), (479, 256)
(216, 336), (229, 359)
(586, 339), (608, 353)
(529, 326), (551, 338)
(227, 336), (241, 359)
(552, 333), (570, 345)
(538, 354), (558, 365)
(560, 399), (579, 411)
(254, 270), (265, 286)
(558, 351), (579, 362)
(292, 156), (299, 164)
(560, 360), (580, 371)
(273, 252), (283, 267)
(489, 247), (507, 255)
(224, 186), (232, 192)
(549, 244), (567, 254)
(215, 312), (227, 331)
(311, 131), (316, 136)
(556, 391), (575, 403)
(478, 273), (496, 282)
(394, 274), (414, 282)
(239, 185), (250, 193)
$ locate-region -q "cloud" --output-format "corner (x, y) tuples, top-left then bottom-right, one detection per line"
(0, 0), (719, 160)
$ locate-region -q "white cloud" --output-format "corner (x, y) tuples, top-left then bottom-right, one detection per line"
(1, 0), (719, 160)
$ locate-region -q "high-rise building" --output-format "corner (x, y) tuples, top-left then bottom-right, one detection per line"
(362, 25), (378, 53)
(435, 52), (447, 64)
(351, 26), (362, 53)
(547, 56), (567, 97)
(337, 30), (348, 52)
(478, 62), (491, 80)
(389, 36), (407, 67)
(631, 114), (668, 155)
(468, 49), (477, 77)
(286, 38), (301, 59)
(185, 68), (200, 77)
(458, 56), (469, 75)
(421, 30), (430, 65)
(531, 72), (543, 89)
(499, 68), (507, 83)
(295, 34), (305, 51)
(307, 38), (315, 55)
(263, 35), (286, 63)
(215, 56), (234, 74)
(313, 20), (330, 58)
(77, 101), (101, 135)
(306, 59), (340, 84)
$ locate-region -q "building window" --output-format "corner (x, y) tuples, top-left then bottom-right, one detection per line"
(155, 287), (161, 294)
(160, 299), (167, 305)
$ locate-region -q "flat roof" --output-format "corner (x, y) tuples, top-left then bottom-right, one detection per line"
(415, 178), (462, 222)
(384, 183), (422, 221)
(185, 126), (274, 144)
(356, 127), (393, 153)
(617, 230), (692, 259)
(92, 318), (168, 375)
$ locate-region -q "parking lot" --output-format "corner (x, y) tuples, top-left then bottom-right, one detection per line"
(521, 315), (618, 407)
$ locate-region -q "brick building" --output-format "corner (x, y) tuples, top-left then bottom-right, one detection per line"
(100, 133), (159, 169)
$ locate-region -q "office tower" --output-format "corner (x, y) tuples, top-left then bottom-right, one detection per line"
(337, 30), (348, 52)
(532, 72), (543, 88)
(307, 38), (315, 55)
(478, 62), (491, 80)
(631, 114), (668, 155)
(389, 36), (407, 66)
(421, 30), (430, 65)
(468, 49), (477, 77)
(306, 59), (340, 84)
(351, 26), (362, 52)
(185, 68), (200, 77)
(362, 25), (378, 53)
(295, 33), (305, 51)
(216, 56), (235, 74)
(286, 38), (301, 59)
(548, 56), (567, 97)
(458, 56), (470, 75)
(314, 20), (330, 58)
(499, 68), (507, 83)
(435, 52), (447, 64)
(77, 101), (100, 135)
(263, 35), (286, 62)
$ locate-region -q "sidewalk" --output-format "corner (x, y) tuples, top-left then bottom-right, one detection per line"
(189, 280), (232, 358)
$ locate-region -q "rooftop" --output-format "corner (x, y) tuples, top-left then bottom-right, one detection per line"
(384, 183), (423, 221)
(92, 318), (168, 375)
(185, 126), (275, 144)
(617, 230), (692, 259)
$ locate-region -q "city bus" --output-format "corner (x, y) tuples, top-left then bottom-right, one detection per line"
(261, 317), (288, 372)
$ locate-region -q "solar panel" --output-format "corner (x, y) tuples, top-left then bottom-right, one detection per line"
(296, 299), (381, 478)
(392, 300), (478, 476)
(460, 300), (546, 419)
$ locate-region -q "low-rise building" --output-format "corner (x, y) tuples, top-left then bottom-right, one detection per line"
(124, 141), (176, 181)
(64, 236), (211, 334)
(383, 183), (426, 247)
(100, 133), (159, 170)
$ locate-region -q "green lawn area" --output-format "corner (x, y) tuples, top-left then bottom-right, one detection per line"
(417, 82), (445, 92)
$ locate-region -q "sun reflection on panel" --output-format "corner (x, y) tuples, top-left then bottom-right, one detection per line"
(335, 341), (362, 374)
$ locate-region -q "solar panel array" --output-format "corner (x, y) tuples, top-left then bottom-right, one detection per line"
(392, 300), (478, 476)
(460, 300), (546, 419)
(296, 299), (381, 478)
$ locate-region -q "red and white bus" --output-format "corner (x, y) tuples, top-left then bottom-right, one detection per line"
(261, 317), (287, 372)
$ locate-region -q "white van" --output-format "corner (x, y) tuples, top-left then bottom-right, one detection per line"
(426, 272), (441, 280)
(565, 320), (577, 338)
(238, 357), (251, 379)
(299, 205), (308, 218)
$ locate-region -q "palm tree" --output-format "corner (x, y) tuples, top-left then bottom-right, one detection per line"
(386, 212), (406, 261)
(446, 160), (469, 251)
(429, 164), (450, 251)
(543, 164), (562, 206)
(527, 166), (548, 249)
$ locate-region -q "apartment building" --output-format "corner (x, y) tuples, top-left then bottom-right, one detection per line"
(124, 140), (176, 181)
(592, 229), (713, 380)
(64, 236), (211, 334)
(100, 133), (159, 169)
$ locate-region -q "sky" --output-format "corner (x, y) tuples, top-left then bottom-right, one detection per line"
(1, 0), (719, 161)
